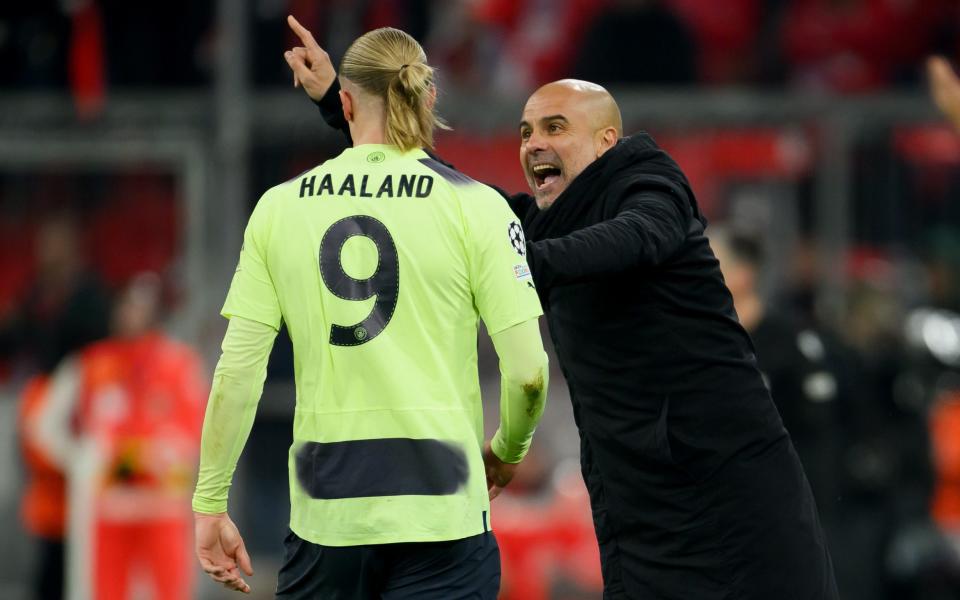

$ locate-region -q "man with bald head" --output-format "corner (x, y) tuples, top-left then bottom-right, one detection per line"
(286, 22), (837, 600)
(518, 80), (622, 210)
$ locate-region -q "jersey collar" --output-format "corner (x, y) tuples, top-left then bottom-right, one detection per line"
(345, 144), (429, 162)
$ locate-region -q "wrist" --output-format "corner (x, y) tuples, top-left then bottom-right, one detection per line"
(194, 511), (227, 520)
(192, 494), (228, 516)
(491, 431), (525, 464)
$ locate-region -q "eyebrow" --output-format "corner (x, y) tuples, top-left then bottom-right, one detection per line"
(519, 114), (570, 130)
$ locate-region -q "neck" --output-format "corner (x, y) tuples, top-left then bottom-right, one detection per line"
(348, 117), (388, 147)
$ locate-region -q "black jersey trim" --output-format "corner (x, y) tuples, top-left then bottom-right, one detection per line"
(418, 158), (475, 185)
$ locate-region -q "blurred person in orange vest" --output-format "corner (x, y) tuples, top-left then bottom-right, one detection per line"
(17, 376), (67, 600)
(11, 213), (110, 600)
(28, 273), (208, 600)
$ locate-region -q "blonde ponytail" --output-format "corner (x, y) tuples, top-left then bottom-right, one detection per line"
(340, 28), (448, 151)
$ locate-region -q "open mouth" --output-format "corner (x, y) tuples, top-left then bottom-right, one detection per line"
(531, 163), (562, 191)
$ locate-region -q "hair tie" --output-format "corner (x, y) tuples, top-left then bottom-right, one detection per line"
(399, 64), (410, 71)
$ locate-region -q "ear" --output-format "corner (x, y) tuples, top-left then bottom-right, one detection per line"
(426, 84), (437, 111)
(340, 89), (354, 123)
(595, 126), (618, 157)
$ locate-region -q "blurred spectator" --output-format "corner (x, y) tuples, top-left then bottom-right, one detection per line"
(466, 0), (606, 92)
(573, 0), (696, 86)
(98, 0), (212, 88)
(16, 376), (65, 600)
(712, 227), (958, 599)
(782, 0), (948, 93)
(0, 212), (110, 376)
(1, 1), (214, 93)
(838, 259), (955, 599)
(712, 228), (842, 513)
(29, 273), (207, 600)
(667, 0), (762, 84)
(5, 0), (958, 95)
(0, 2), (71, 88)
(5, 213), (109, 600)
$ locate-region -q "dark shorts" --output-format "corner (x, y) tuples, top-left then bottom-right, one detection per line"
(275, 530), (500, 600)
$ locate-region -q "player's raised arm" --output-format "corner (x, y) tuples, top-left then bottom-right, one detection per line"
(284, 15), (337, 102)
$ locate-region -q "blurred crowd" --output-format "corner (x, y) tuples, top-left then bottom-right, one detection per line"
(2, 0), (959, 98)
(4, 1), (960, 600)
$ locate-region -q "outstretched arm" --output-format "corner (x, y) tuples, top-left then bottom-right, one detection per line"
(284, 15), (337, 103)
(527, 188), (691, 290)
(283, 15), (351, 143)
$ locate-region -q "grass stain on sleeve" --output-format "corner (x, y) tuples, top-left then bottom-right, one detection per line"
(522, 370), (545, 418)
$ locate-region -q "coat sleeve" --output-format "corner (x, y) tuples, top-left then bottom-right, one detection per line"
(527, 188), (691, 289)
(314, 79), (353, 144)
(507, 193), (536, 222)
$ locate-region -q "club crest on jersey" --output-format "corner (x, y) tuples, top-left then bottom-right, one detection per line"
(508, 221), (526, 257)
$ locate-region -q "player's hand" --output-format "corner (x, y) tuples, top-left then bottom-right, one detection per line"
(483, 441), (518, 501)
(195, 512), (254, 594)
(928, 56), (960, 132)
(284, 15), (337, 102)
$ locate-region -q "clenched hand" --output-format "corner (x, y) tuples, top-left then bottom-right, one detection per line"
(483, 441), (519, 501)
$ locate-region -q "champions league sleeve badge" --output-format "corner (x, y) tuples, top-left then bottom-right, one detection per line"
(508, 221), (526, 257)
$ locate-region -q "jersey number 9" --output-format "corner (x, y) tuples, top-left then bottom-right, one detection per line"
(319, 216), (399, 346)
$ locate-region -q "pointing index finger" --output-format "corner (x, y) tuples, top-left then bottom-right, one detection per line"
(287, 15), (320, 52)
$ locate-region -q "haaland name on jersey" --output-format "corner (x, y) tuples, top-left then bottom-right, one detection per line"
(299, 172), (434, 199)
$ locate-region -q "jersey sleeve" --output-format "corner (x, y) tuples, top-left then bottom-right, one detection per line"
(221, 193), (282, 330)
(193, 316), (277, 514)
(489, 319), (548, 463)
(461, 184), (543, 335)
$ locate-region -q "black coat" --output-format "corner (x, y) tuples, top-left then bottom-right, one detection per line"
(513, 134), (764, 401)
(509, 135), (836, 599)
(315, 90), (837, 599)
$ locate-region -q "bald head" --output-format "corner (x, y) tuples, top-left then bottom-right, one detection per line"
(520, 79), (623, 209)
(534, 79), (623, 136)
